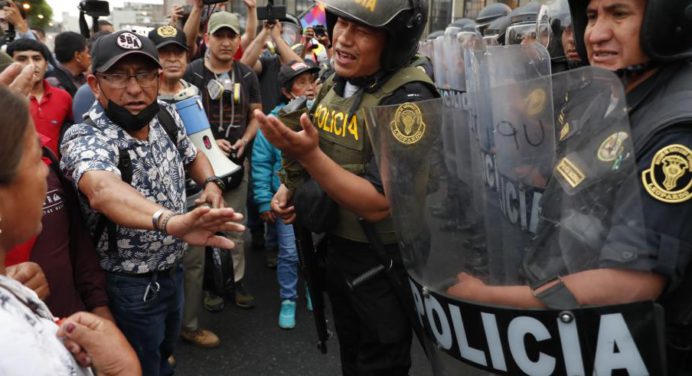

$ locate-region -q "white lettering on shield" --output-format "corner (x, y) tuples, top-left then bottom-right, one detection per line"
(409, 281), (649, 375)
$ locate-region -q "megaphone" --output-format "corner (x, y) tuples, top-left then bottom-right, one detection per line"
(174, 95), (242, 184)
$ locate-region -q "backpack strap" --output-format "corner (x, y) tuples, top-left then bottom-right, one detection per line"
(82, 117), (134, 252)
(157, 106), (179, 146)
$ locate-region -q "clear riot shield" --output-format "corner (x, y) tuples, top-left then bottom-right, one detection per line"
(366, 63), (666, 375)
(418, 39), (434, 61)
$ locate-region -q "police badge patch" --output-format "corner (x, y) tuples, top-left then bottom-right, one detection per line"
(157, 25), (178, 37)
(525, 88), (546, 116)
(390, 103), (426, 145)
(597, 132), (629, 162)
(642, 144), (692, 203)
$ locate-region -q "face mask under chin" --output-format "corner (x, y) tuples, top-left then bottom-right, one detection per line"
(104, 99), (160, 132)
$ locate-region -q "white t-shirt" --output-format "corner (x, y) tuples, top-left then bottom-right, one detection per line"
(0, 274), (93, 376)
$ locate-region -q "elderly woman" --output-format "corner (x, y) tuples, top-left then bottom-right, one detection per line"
(0, 83), (140, 375)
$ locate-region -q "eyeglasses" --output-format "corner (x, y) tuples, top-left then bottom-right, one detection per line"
(97, 71), (159, 88)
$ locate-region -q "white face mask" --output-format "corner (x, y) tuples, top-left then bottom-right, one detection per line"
(306, 98), (315, 109)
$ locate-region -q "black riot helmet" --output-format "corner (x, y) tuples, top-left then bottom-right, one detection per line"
(536, 0), (571, 63)
(506, 2), (541, 46)
(476, 3), (512, 34)
(483, 15), (511, 45)
(568, 0), (692, 62)
(447, 18), (480, 46)
(322, 0), (428, 72)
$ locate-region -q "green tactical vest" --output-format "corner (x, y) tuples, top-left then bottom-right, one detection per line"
(286, 66), (435, 244)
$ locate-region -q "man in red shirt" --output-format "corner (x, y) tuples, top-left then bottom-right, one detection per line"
(7, 39), (73, 156)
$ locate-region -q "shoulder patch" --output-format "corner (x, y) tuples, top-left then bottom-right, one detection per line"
(525, 88), (546, 116)
(390, 102), (426, 145)
(642, 144), (692, 203)
(597, 132), (629, 162)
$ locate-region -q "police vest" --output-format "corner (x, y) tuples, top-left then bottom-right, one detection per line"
(312, 67), (435, 244)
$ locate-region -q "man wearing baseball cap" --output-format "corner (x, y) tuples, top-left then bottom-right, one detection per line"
(60, 30), (244, 376)
(185, 11), (263, 312)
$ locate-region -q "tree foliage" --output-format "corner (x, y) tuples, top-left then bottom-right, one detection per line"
(20, 0), (53, 29)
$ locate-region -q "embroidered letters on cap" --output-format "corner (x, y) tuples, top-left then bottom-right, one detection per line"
(117, 32), (143, 50)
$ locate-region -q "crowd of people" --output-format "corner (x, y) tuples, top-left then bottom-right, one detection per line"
(0, 0), (690, 374)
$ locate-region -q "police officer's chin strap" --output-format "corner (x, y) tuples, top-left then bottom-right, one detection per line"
(614, 61), (658, 88)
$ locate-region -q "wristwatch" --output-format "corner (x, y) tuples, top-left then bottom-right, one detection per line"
(203, 176), (225, 191)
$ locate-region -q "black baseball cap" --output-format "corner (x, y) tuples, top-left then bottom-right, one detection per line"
(148, 25), (188, 51)
(91, 30), (161, 73)
(278, 60), (319, 89)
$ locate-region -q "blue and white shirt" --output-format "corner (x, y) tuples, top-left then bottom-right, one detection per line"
(60, 101), (197, 273)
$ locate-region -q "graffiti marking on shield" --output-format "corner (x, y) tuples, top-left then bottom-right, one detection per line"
(390, 103), (426, 145)
(642, 144), (692, 203)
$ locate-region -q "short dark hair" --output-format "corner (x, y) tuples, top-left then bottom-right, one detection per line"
(54, 32), (87, 63)
(6, 39), (49, 61)
(0, 85), (30, 185)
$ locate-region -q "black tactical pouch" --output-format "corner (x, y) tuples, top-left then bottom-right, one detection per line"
(294, 178), (338, 233)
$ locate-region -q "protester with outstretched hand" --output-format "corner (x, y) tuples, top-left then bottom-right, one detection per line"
(61, 30), (244, 376)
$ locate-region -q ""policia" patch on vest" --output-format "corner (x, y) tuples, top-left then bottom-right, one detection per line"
(642, 144), (692, 203)
(390, 103), (426, 145)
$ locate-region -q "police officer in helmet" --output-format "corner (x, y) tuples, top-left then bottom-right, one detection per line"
(476, 2), (512, 35)
(448, 0), (692, 372)
(255, 0), (438, 374)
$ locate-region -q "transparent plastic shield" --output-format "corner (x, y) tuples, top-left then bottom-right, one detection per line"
(365, 98), (444, 279)
(367, 57), (661, 374)
(467, 44), (552, 286)
(431, 36), (447, 89)
(523, 67), (647, 285)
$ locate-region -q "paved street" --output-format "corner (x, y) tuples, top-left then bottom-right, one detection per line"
(175, 233), (433, 376)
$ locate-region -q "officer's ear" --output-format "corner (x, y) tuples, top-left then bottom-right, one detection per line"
(280, 86), (292, 99)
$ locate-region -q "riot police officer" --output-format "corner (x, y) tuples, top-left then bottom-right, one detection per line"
(254, 0), (439, 375)
(476, 2), (512, 35)
(448, 0), (692, 373)
(505, 2), (541, 46)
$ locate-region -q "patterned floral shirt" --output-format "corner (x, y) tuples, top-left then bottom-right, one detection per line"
(60, 101), (197, 273)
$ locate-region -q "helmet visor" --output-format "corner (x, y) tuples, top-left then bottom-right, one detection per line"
(281, 22), (302, 46)
(506, 23), (537, 45)
(483, 34), (500, 46)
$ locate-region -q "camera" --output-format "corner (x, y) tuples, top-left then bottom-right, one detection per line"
(313, 24), (326, 37)
(257, 0), (286, 23)
(79, 0), (110, 17)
